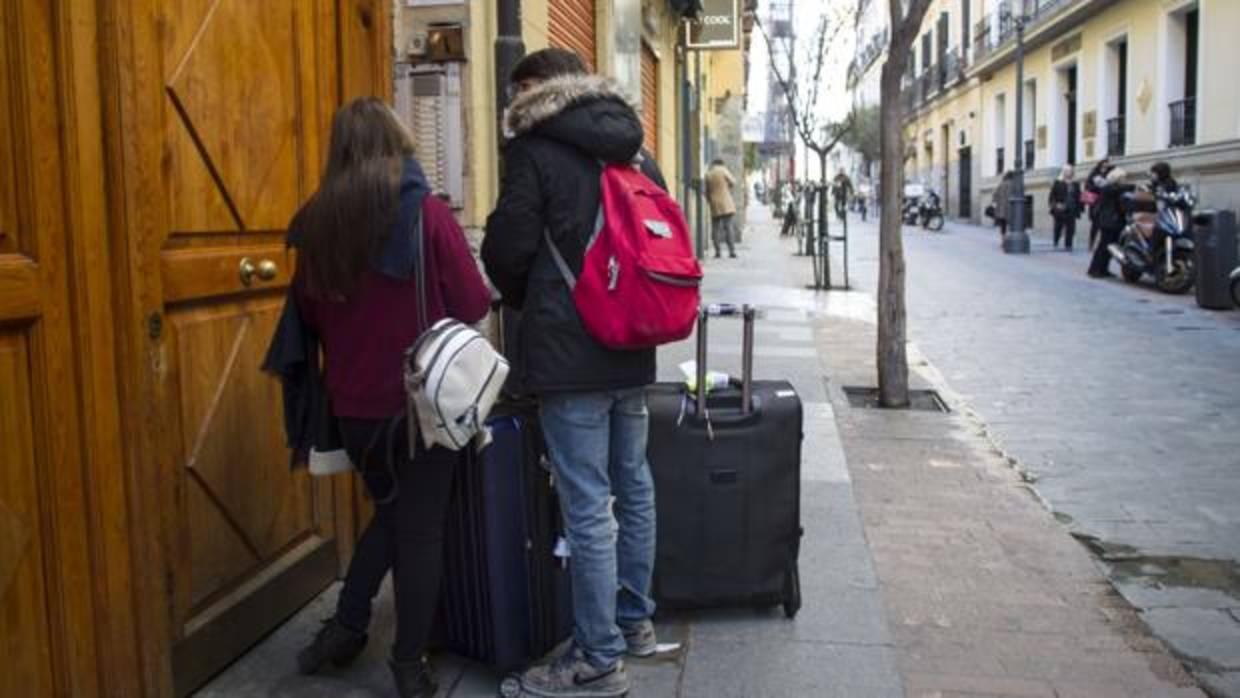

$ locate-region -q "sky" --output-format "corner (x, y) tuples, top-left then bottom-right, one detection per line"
(746, 0), (859, 133)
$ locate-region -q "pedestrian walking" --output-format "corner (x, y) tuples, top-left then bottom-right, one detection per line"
(1049, 165), (1082, 251)
(286, 97), (492, 698)
(832, 171), (854, 222)
(705, 158), (739, 258)
(482, 48), (663, 698)
(1083, 158), (1111, 249)
(1087, 167), (1133, 278)
(990, 171), (1013, 242)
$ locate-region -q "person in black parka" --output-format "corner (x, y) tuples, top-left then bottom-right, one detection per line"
(482, 49), (668, 698)
(1048, 165), (1082, 251)
(1088, 167), (1133, 278)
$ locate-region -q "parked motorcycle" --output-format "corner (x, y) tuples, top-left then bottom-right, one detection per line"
(1108, 186), (1197, 294)
(901, 189), (945, 231)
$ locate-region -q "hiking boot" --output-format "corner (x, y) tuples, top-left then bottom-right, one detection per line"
(621, 619), (657, 658)
(390, 655), (438, 698)
(519, 647), (629, 697)
(296, 617), (367, 674)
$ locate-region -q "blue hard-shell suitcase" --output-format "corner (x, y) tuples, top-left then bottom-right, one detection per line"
(437, 406), (573, 671)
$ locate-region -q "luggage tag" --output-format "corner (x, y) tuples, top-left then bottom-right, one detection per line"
(553, 536), (571, 569)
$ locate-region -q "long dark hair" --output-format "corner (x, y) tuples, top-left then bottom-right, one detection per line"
(292, 97), (414, 299)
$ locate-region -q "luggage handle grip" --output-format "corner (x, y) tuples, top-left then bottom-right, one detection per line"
(695, 305), (756, 416)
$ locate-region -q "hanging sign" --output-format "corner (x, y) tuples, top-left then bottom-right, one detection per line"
(686, 0), (739, 50)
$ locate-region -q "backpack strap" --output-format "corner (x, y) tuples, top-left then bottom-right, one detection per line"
(542, 206), (606, 291)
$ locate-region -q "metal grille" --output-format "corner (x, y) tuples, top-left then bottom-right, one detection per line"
(1169, 98), (1196, 147)
(548, 0), (597, 69)
(1106, 116), (1125, 156)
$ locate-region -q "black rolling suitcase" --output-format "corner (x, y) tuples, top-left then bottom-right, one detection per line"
(647, 306), (803, 617)
(437, 405), (573, 671)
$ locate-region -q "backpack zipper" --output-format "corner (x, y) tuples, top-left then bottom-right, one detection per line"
(645, 269), (701, 288)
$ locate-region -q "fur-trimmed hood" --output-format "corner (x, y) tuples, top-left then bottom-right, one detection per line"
(504, 73), (645, 164)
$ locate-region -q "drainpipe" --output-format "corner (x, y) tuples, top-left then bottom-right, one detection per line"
(496, 0), (525, 150)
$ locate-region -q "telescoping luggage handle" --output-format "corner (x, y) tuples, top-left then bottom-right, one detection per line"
(694, 304), (756, 418)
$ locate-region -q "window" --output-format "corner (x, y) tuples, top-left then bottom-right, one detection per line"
(1104, 36), (1128, 156)
(1022, 79), (1036, 169)
(1165, 3), (1200, 146)
(994, 92), (1007, 175)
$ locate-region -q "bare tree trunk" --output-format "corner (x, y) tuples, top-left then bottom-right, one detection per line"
(877, 57), (909, 407)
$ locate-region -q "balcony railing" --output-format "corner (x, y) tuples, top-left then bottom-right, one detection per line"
(996, 147), (1006, 175)
(1169, 98), (1196, 147)
(1023, 139), (1035, 170)
(972, 0), (1077, 65)
(1106, 116), (1125, 156)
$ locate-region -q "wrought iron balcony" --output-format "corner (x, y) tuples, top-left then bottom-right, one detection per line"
(972, 0), (1078, 65)
(1169, 98), (1196, 147)
(1106, 116), (1125, 157)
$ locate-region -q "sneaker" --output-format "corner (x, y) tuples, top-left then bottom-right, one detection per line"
(296, 617), (367, 675)
(390, 655), (438, 698)
(621, 619), (657, 658)
(519, 647), (629, 697)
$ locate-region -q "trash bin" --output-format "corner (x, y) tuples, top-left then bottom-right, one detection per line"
(1192, 209), (1238, 310)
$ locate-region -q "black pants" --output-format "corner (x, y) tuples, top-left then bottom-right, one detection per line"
(1053, 215), (1077, 249)
(1088, 213), (1100, 249)
(335, 417), (457, 662)
(1088, 225), (1122, 275)
(996, 218), (1008, 237)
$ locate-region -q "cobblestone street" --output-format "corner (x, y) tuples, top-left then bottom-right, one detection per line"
(841, 212), (1240, 694)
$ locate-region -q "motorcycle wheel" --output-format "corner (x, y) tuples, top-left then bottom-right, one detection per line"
(1121, 265), (1143, 284)
(924, 214), (944, 232)
(1155, 249), (1195, 294)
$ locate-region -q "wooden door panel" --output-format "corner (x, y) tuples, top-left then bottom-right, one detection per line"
(0, 1), (101, 694)
(0, 332), (56, 698)
(170, 297), (315, 609)
(162, 0), (304, 234)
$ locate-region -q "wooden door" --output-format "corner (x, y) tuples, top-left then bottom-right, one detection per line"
(0, 1), (102, 695)
(103, 0), (385, 693)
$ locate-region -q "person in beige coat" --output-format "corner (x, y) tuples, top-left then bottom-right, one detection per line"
(705, 159), (738, 258)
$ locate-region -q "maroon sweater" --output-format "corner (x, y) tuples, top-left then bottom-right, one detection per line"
(296, 196), (491, 418)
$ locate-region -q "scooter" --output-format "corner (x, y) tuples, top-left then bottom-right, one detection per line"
(1108, 186), (1197, 294)
(902, 191), (945, 231)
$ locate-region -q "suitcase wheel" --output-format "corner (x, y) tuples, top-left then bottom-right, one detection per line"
(782, 563), (802, 619)
(499, 676), (523, 698)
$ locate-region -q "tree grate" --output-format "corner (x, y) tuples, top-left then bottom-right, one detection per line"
(841, 386), (950, 412)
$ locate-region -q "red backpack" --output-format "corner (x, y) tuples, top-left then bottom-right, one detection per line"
(545, 162), (702, 350)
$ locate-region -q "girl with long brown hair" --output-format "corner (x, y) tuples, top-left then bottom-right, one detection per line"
(288, 97), (490, 697)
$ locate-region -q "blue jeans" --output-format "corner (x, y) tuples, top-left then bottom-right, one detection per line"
(539, 388), (657, 669)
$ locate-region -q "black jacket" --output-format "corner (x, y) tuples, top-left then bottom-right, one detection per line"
(483, 74), (667, 394)
(1095, 181), (1134, 233)
(1049, 180), (1081, 219)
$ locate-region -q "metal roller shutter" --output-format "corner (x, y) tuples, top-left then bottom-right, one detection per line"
(641, 43), (659, 162)
(549, 0), (597, 70)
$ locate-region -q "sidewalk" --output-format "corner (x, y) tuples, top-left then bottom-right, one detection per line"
(198, 206), (1200, 697)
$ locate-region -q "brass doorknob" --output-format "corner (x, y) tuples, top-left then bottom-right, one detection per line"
(239, 257), (279, 286)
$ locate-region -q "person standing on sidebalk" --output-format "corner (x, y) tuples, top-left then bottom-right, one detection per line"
(483, 48), (665, 698)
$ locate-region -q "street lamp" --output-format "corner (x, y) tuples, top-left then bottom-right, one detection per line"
(1004, 5), (1031, 254)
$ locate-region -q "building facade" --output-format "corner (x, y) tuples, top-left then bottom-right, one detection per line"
(902, 0), (1240, 234)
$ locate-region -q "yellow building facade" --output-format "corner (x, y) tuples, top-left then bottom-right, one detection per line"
(904, 0), (1240, 233)
(392, 0), (695, 240)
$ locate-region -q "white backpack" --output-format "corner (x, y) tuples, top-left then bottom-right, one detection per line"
(403, 217), (508, 451)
